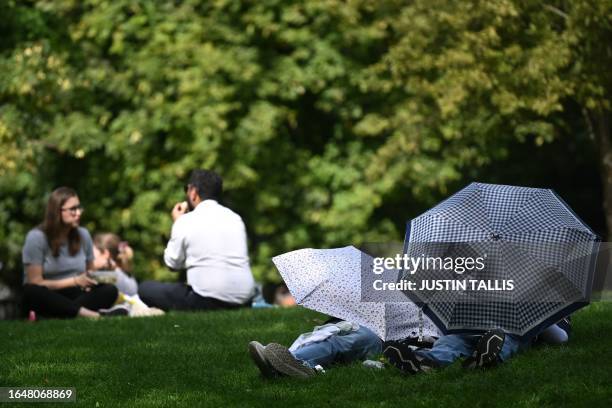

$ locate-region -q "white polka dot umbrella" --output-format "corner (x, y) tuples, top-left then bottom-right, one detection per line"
(272, 246), (440, 341)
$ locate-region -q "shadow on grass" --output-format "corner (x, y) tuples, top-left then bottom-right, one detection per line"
(1, 305), (611, 407)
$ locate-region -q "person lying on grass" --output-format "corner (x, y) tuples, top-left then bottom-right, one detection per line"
(383, 318), (571, 375)
(248, 316), (439, 379)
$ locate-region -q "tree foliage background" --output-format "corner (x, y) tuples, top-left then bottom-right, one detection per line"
(1, 0), (610, 286)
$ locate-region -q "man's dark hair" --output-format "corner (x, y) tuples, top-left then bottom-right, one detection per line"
(188, 169), (223, 201)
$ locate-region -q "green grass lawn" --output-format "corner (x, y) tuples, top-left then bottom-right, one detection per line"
(1, 303), (611, 407)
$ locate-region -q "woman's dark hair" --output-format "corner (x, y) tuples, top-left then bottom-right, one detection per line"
(40, 187), (81, 257)
(188, 169), (223, 201)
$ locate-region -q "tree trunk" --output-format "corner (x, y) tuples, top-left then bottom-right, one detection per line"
(595, 111), (612, 240)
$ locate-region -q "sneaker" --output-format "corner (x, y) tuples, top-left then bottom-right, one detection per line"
(262, 343), (316, 379)
(99, 304), (129, 317)
(383, 341), (425, 375)
(396, 336), (437, 349)
(248, 341), (278, 378)
(462, 329), (505, 369)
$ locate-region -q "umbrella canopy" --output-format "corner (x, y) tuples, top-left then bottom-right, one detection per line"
(402, 182), (599, 339)
(273, 246), (440, 341)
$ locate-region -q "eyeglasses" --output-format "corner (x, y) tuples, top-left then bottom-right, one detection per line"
(61, 205), (84, 215)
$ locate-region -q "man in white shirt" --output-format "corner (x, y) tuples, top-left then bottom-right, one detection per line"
(139, 169), (256, 310)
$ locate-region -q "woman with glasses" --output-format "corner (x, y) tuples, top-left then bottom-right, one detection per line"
(21, 187), (119, 318)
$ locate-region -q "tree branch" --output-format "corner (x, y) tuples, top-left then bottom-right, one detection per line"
(543, 4), (569, 20)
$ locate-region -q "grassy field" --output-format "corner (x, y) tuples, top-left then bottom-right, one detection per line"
(1, 303), (611, 407)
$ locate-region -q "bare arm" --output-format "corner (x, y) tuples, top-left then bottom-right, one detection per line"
(25, 264), (96, 290)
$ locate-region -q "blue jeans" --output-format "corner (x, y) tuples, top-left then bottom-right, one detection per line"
(415, 332), (527, 367)
(537, 324), (568, 345)
(290, 326), (382, 368)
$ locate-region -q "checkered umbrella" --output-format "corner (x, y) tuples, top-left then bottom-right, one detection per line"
(273, 246), (440, 341)
(401, 182), (599, 340)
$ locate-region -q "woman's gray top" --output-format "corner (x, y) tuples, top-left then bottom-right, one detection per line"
(22, 227), (94, 281)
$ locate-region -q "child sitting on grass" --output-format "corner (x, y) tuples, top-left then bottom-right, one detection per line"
(92, 233), (138, 296)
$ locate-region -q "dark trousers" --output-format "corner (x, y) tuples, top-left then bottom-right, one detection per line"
(138, 281), (249, 311)
(23, 283), (118, 318)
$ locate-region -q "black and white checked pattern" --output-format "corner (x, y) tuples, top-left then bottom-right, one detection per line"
(403, 182), (598, 338)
